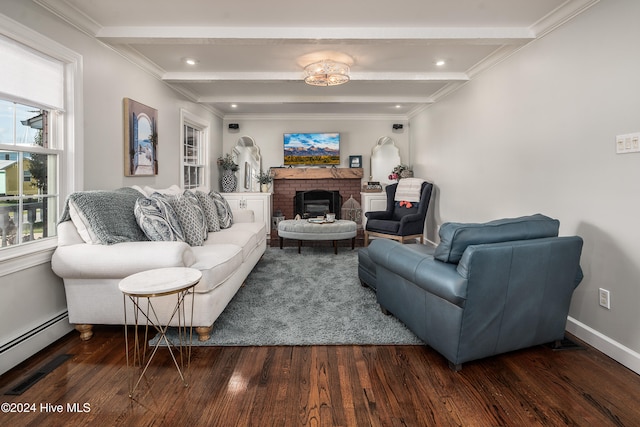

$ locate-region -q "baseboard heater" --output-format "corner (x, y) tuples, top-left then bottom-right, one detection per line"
(0, 311), (73, 377)
(0, 311), (70, 356)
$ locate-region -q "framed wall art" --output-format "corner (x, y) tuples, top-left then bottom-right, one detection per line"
(349, 155), (362, 168)
(124, 98), (158, 176)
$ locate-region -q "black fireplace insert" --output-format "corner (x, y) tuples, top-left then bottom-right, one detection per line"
(294, 190), (342, 219)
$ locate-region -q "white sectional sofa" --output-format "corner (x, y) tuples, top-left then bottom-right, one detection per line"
(51, 186), (266, 341)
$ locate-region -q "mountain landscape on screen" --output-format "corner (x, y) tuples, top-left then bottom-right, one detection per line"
(284, 132), (340, 165)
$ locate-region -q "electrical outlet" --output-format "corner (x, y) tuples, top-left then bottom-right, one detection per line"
(598, 288), (611, 309)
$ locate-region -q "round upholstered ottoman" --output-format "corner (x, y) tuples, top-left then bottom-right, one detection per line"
(278, 219), (357, 254)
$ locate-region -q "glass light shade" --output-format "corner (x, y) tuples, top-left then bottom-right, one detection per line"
(304, 60), (350, 86)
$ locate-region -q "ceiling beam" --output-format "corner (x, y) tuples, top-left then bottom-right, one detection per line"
(95, 26), (535, 45)
(196, 95), (435, 104)
(162, 71), (469, 82)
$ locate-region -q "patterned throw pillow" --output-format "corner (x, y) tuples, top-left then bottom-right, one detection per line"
(209, 191), (233, 229)
(164, 191), (207, 246)
(184, 190), (208, 240)
(134, 196), (185, 242)
(195, 190), (221, 232)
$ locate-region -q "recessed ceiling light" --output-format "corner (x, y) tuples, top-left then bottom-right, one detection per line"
(395, 105), (402, 109)
(436, 60), (446, 67)
(183, 58), (198, 66)
(231, 104), (238, 108)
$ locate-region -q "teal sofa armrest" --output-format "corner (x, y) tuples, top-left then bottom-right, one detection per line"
(368, 239), (467, 306)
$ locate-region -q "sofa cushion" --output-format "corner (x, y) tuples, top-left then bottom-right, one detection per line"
(62, 187), (148, 244)
(134, 196), (185, 242)
(209, 191), (233, 229)
(164, 191), (207, 246)
(206, 224), (261, 261)
(195, 191), (221, 232)
(364, 218), (400, 234)
(189, 244), (244, 293)
(434, 214), (560, 264)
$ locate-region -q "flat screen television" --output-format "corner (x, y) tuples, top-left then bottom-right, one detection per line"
(284, 132), (340, 166)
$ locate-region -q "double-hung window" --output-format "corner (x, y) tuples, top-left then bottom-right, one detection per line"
(0, 15), (81, 265)
(0, 101), (59, 248)
(181, 109), (209, 191)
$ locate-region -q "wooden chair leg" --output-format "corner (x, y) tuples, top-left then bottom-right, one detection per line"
(364, 231), (369, 246)
(195, 326), (212, 342)
(75, 324), (93, 341)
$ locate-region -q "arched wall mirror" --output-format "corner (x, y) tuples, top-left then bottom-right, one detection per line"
(232, 136), (261, 192)
(370, 136), (401, 185)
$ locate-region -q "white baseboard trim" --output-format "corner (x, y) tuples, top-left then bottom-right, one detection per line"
(567, 316), (640, 375)
(0, 312), (74, 376)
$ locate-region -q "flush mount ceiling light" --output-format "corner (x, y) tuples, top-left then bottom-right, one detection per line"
(304, 60), (350, 87)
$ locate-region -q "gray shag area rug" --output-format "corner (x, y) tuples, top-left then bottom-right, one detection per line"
(153, 246), (422, 346)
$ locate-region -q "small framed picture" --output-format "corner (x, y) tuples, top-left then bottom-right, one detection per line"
(349, 155), (362, 168)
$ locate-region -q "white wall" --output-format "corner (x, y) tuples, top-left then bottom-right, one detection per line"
(221, 117), (409, 190)
(410, 0), (640, 373)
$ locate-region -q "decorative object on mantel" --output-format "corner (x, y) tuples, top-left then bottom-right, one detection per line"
(341, 195), (362, 225)
(389, 164), (413, 181)
(218, 153), (239, 192)
(349, 155), (362, 168)
(123, 98), (158, 176)
(256, 168), (273, 193)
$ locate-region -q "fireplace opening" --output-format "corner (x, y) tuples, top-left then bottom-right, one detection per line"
(294, 190), (342, 219)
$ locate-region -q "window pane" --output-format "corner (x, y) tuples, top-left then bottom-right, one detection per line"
(15, 103), (45, 146)
(0, 101), (48, 147)
(26, 152), (56, 195)
(0, 150), (20, 196)
(23, 196), (55, 242)
(0, 196), (57, 247)
(0, 198), (18, 247)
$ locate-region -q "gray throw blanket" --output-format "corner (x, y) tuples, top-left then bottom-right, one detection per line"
(60, 187), (148, 244)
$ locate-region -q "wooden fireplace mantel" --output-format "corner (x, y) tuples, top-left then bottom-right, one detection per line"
(272, 167), (363, 180)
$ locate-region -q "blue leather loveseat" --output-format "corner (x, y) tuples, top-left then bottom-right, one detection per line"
(362, 214), (584, 370)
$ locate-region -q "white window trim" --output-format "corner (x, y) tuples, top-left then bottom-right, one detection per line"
(180, 108), (210, 192)
(0, 13), (83, 274)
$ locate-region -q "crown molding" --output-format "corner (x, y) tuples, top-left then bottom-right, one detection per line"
(531, 0), (601, 38)
(34, 0), (102, 36)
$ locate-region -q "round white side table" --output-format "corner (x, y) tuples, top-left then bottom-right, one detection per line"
(119, 267), (202, 398)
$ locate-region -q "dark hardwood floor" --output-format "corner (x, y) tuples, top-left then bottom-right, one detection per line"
(1, 326), (639, 426)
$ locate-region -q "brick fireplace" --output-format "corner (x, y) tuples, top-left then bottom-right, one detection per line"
(270, 167), (364, 246)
